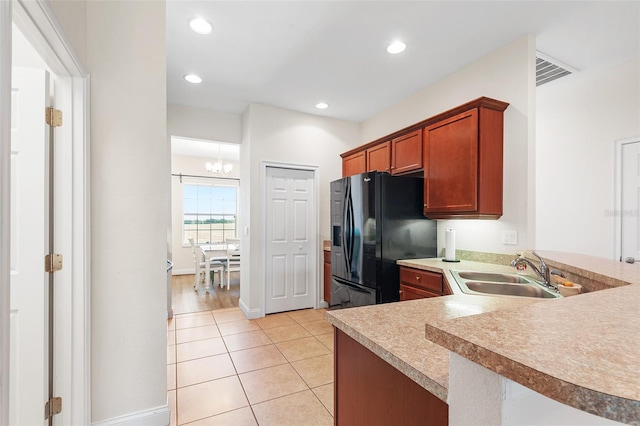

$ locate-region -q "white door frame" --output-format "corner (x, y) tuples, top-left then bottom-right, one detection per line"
(1, 1), (90, 424)
(260, 161), (320, 316)
(613, 136), (640, 262)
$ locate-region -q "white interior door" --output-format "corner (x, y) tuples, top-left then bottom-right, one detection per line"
(265, 167), (316, 314)
(621, 140), (640, 262)
(10, 66), (49, 425)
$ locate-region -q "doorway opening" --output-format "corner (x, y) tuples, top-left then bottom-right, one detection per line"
(170, 136), (241, 315)
(2, 2), (90, 424)
(614, 136), (640, 262)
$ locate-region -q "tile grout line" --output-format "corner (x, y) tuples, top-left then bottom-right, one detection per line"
(212, 308), (261, 426)
(170, 308), (334, 425)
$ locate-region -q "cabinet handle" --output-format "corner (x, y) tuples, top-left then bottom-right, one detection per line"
(416, 276), (421, 281)
(423, 203), (427, 207)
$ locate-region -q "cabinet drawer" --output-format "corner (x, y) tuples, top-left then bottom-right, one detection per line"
(400, 284), (440, 301)
(399, 267), (443, 293)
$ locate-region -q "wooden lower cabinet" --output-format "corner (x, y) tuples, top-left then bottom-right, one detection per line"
(334, 329), (448, 425)
(399, 267), (451, 301)
(323, 250), (331, 305)
(400, 285), (440, 300)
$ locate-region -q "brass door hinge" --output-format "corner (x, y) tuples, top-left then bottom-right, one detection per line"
(45, 396), (62, 420)
(45, 107), (62, 127)
(45, 253), (63, 273)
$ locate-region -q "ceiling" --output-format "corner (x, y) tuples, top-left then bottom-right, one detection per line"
(167, 1), (639, 125)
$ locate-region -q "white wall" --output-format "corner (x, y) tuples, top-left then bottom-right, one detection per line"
(168, 103), (241, 144)
(240, 104), (360, 316)
(449, 354), (624, 425)
(171, 154), (240, 273)
(536, 59), (640, 259)
(87, 1), (168, 422)
(361, 36), (536, 255)
(48, 0), (87, 67)
(50, 0), (170, 423)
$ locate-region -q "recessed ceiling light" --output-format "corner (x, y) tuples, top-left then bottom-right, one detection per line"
(189, 18), (213, 35)
(184, 74), (203, 84)
(316, 102), (329, 109)
(387, 41), (406, 54)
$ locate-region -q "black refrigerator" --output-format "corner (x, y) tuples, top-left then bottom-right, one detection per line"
(330, 172), (437, 308)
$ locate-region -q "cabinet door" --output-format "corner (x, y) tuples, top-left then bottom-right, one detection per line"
(400, 285), (440, 301)
(423, 109), (478, 215)
(342, 150), (366, 177)
(323, 251), (331, 304)
(391, 129), (422, 175)
(335, 330), (449, 425)
(366, 141), (391, 173)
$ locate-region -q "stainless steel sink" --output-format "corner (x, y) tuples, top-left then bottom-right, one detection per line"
(450, 270), (561, 299)
(455, 271), (529, 283)
(464, 281), (558, 298)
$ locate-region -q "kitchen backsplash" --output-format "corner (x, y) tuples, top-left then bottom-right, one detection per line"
(439, 249), (516, 266)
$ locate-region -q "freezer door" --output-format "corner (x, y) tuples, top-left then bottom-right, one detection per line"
(330, 178), (347, 280)
(330, 278), (376, 309)
(331, 173), (377, 288)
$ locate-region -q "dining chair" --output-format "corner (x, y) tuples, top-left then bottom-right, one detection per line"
(224, 238), (241, 290)
(188, 238), (202, 289)
(189, 238), (225, 293)
(198, 246), (225, 292)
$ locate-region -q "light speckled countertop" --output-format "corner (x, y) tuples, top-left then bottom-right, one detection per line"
(325, 253), (640, 424)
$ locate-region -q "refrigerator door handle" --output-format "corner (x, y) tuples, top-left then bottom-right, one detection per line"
(346, 192), (355, 272)
(333, 277), (373, 294)
(344, 187), (355, 276)
(342, 183), (350, 273)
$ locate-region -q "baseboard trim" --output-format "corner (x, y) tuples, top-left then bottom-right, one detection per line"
(239, 298), (262, 319)
(172, 269), (195, 275)
(91, 404), (170, 426)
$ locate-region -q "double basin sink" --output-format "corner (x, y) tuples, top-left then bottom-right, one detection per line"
(450, 270), (561, 299)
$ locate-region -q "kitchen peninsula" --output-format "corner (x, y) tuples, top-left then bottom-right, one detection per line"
(326, 251), (640, 425)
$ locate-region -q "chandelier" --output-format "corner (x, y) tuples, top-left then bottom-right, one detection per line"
(205, 144), (233, 176)
(205, 160), (233, 175)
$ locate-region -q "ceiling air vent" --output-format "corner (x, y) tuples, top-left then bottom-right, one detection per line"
(536, 51), (577, 86)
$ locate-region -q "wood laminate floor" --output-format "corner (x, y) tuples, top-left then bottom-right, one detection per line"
(171, 273), (240, 315)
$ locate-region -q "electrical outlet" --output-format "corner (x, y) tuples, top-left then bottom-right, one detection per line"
(502, 230), (518, 245)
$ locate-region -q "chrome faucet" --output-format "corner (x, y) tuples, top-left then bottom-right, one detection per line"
(511, 251), (557, 290)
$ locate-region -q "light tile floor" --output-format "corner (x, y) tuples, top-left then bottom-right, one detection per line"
(167, 307), (334, 425)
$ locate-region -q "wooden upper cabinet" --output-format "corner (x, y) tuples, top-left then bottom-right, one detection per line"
(340, 98), (509, 214)
(423, 99), (508, 219)
(366, 141), (391, 173)
(342, 150), (366, 177)
(391, 129), (422, 175)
